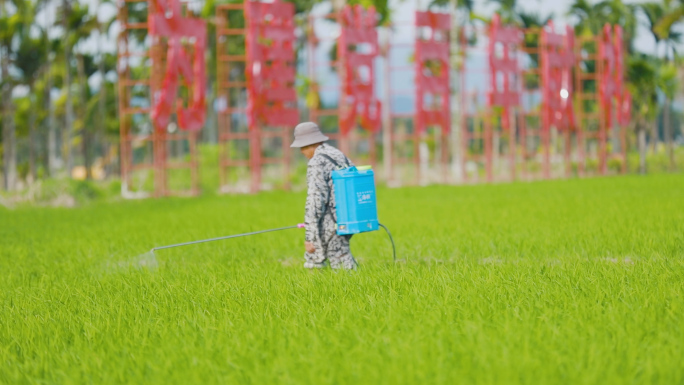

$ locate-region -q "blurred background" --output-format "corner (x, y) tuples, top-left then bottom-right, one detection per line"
(0, 0), (682, 206)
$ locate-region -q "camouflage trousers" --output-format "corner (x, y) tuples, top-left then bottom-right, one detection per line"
(304, 213), (357, 270)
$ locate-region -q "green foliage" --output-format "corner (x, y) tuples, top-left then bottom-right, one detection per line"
(655, 0), (684, 40)
(628, 146), (684, 173)
(2, 177), (119, 206)
(83, 80), (119, 139)
(349, 0), (390, 24)
(429, 0), (473, 12)
(70, 179), (104, 202)
(284, 0), (319, 14)
(15, 33), (47, 84)
(640, 2), (666, 46)
(12, 96), (31, 137)
(488, 0), (518, 24)
(1, 175), (683, 383)
(658, 62), (678, 98)
(65, 2), (99, 49)
(296, 75), (320, 109)
(627, 55), (658, 120)
(518, 11), (552, 71)
(568, 0), (637, 53)
(0, 0), (31, 49)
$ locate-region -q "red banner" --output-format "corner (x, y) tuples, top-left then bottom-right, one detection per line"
(541, 23), (576, 131)
(487, 14), (521, 131)
(245, 0), (298, 128)
(339, 5), (381, 134)
(415, 11), (451, 135)
(149, 0), (207, 132)
(599, 24), (625, 129)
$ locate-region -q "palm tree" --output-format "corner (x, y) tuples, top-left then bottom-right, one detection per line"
(61, 0), (75, 175)
(639, 2), (665, 57)
(488, 0), (518, 24)
(638, 1), (681, 158)
(600, 0), (638, 53)
(15, 34), (48, 183)
(75, 53), (99, 179)
(637, 2), (664, 154)
(43, 8), (60, 177)
(627, 56), (658, 174)
(14, 0), (48, 183)
(0, 0), (15, 190)
(568, 0), (601, 36)
(569, 0), (637, 51)
(654, 0), (684, 40)
(64, 1), (97, 178)
(658, 62), (678, 170)
(95, 0), (112, 163)
(0, 0), (32, 190)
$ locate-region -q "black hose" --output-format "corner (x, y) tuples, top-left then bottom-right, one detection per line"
(378, 223), (396, 262)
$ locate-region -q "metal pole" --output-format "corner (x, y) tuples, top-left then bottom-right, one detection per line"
(152, 225), (304, 253)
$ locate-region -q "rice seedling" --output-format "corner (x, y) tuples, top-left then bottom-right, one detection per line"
(1, 174), (682, 384)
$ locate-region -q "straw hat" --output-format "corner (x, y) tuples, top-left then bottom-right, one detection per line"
(290, 122), (329, 148)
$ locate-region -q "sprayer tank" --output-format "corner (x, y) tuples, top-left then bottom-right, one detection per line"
(331, 166), (379, 235)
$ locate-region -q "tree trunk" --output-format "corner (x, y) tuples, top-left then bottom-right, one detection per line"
(638, 123), (646, 175)
(112, 69), (119, 177)
(63, 0), (74, 176)
(650, 118), (658, 155)
(46, 56), (57, 176)
(97, 69), (106, 179)
(664, 97), (675, 171)
(203, 85), (216, 144)
(1, 0), (17, 191)
(96, 0), (106, 178)
(28, 89), (37, 183)
(77, 53), (92, 180)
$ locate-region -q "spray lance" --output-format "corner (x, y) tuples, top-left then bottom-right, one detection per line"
(149, 165), (396, 262)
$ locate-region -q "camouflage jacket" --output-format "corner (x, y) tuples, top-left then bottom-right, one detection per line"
(304, 143), (354, 243)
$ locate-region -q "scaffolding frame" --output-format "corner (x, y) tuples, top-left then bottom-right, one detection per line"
(216, 3), (253, 193)
(307, 8), (379, 168)
(217, 1), (298, 194)
(385, 14), (451, 187)
(117, 0), (201, 198)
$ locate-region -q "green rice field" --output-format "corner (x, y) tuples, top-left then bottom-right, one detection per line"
(1, 174), (683, 384)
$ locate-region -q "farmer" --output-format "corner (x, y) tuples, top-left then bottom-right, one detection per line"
(290, 122), (358, 270)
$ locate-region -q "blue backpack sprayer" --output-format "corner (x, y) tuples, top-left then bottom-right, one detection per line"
(149, 164), (396, 262)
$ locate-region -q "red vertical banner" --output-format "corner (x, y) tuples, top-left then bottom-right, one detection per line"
(487, 14), (521, 181)
(599, 24), (622, 131)
(338, 5), (381, 134)
(541, 23), (576, 132)
(487, 14), (521, 131)
(245, 0), (298, 128)
(149, 0), (207, 132)
(415, 11), (451, 135)
(541, 23), (576, 178)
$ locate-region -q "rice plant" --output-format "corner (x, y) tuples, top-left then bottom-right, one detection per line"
(1, 174), (682, 384)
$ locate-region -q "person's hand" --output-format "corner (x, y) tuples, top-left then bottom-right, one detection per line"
(305, 242), (316, 253)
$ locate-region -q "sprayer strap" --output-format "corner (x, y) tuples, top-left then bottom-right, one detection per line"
(315, 153), (351, 241)
(319, 154), (350, 170)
